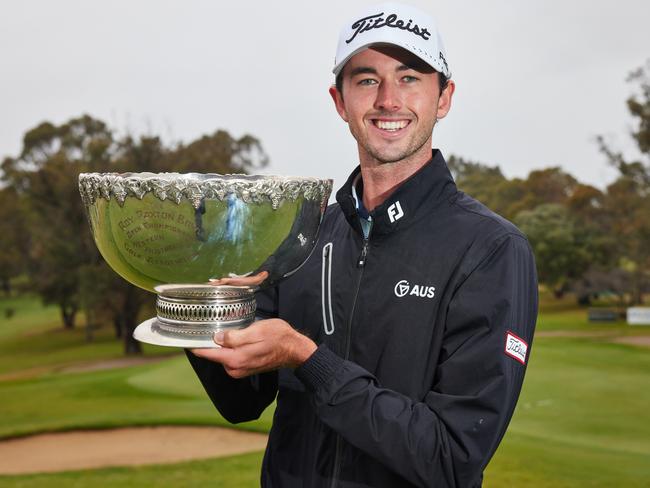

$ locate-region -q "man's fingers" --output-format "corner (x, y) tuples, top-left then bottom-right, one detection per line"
(224, 367), (248, 379)
(190, 342), (270, 378)
(190, 346), (236, 363)
(208, 270), (269, 287)
(217, 325), (265, 348)
(190, 346), (250, 371)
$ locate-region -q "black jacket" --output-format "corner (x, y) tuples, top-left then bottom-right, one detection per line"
(187, 151), (538, 487)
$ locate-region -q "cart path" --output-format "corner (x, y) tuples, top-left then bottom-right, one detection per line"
(536, 330), (650, 348)
(0, 426), (268, 475)
(534, 330), (618, 338)
(611, 335), (650, 348)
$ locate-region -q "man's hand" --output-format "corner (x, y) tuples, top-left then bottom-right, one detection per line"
(190, 319), (317, 379)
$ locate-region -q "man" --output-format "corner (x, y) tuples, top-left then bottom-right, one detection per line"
(188, 3), (537, 487)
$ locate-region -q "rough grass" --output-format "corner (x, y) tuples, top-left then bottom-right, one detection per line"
(0, 295), (60, 340)
(0, 295), (174, 376)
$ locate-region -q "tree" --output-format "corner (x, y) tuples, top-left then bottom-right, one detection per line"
(447, 155), (508, 204)
(1, 116), (114, 328)
(447, 157), (582, 221)
(164, 130), (268, 174)
(523, 168), (578, 205)
(572, 267), (634, 307)
(0, 185), (30, 295)
(447, 155), (528, 220)
(515, 204), (592, 297)
(600, 176), (650, 304)
(597, 60), (650, 304)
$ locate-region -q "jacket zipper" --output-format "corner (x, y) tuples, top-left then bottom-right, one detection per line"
(357, 238), (369, 268)
(322, 243), (335, 335)
(330, 227), (371, 488)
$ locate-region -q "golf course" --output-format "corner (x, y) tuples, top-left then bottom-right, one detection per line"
(0, 293), (649, 487)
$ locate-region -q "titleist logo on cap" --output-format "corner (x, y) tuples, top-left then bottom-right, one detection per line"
(345, 12), (431, 44)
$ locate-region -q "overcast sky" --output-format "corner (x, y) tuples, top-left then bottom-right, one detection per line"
(1, 0), (649, 192)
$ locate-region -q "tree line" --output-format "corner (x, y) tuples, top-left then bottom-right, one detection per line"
(1, 62), (648, 354)
(449, 61), (650, 305)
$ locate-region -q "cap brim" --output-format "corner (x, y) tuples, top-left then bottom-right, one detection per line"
(332, 41), (440, 76)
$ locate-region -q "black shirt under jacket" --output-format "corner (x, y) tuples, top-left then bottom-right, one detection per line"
(186, 150), (538, 488)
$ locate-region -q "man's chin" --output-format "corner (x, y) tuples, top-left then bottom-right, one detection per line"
(363, 134), (433, 166)
(367, 147), (417, 165)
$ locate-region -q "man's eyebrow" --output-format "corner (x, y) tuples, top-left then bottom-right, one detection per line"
(397, 63), (430, 72)
(349, 66), (377, 77)
(348, 63), (432, 77)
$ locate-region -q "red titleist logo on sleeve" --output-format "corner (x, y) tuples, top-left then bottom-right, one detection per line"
(505, 331), (528, 364)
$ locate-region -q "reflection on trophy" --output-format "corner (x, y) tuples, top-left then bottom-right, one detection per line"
(79, 173), (332, 348)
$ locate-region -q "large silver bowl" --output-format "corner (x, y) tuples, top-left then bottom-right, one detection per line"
(79, 172), (332, 347)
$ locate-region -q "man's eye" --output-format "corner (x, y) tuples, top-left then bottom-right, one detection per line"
(358, 78), (378, 86)
(402, 75), (418, 83)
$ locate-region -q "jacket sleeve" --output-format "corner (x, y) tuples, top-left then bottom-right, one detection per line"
(185, 286), (280, 423)
(294, 233), (538, 487)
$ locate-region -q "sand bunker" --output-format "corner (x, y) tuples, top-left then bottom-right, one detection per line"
(0, 426), (268, 475)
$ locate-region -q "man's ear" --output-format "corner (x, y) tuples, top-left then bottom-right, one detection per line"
(435, 79), (455, 120)
(329, 85), (349, 123)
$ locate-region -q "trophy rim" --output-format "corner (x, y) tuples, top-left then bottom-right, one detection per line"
(79, 171), (333, 184)
(78, 171), (334, 210)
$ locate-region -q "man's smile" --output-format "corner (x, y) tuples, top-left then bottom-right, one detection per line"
(370, 118), (411, 132)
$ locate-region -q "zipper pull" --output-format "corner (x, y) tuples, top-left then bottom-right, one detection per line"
(357, 240), (369, 267)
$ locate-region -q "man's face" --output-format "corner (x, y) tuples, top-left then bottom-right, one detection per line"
(330, 45), (454, 167)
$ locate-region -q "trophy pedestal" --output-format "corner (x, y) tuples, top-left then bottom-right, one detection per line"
(133, 284), (256, 348)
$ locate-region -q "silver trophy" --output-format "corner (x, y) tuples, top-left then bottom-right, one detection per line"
(79, 172), (332, 348)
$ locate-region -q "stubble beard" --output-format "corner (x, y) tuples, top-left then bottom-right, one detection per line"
(351, 118), (436, 166)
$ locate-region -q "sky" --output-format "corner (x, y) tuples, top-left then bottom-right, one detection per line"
(1, 0), (649, 192)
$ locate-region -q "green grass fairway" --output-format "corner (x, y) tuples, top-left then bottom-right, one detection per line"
(0, 356), (273, 439)
(1, 293), (649, 486)
(485, 336), (650, 487)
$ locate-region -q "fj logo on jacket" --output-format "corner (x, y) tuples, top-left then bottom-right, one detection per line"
(387, 201), (404, 223)
(394, 279), (436, 299)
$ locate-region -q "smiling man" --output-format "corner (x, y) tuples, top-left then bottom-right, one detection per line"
(330, 43), (452, 211)
(188, 3), (538, 487)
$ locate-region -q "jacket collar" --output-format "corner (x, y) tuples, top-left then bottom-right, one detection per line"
(336, 150), (458, 237)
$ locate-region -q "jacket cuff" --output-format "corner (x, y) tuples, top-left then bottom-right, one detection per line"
(295, 344), (344, 392)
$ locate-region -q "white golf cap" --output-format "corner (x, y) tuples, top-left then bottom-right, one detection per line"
(333, 2), (450, 78)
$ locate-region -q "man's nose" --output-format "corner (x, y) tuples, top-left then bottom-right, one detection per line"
(373, 81), (401, 111)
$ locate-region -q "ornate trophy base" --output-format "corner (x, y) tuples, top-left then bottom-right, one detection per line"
(133, 284), (256, 348)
